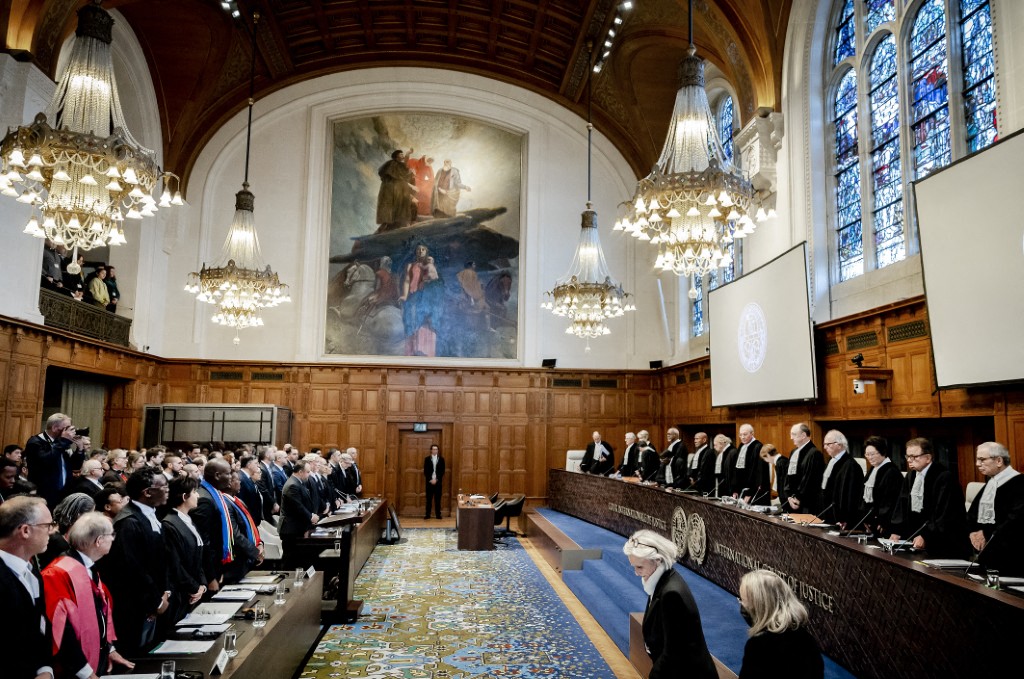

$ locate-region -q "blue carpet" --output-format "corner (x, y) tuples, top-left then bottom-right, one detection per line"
(538, 508), (856, 679)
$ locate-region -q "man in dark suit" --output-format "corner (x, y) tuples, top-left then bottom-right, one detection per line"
(61, 459), (105, 499)
(580, 431), (615, 476)
(889, 437), (970, 558)
(656, 428), (688, 489)
(967, 441), (1024, 575)
(618, 432), (641, 477)
(256, 448), (279, 521)
(161, 474), (207, 630)
(345, 447), (364, 496)
(0, 495), (55, 679)
(732, 424), (765, 504)
(819, 430), (865, 527)
(279, 460), (319, 567)
(238, 455), (265, 521)
(191, 459), (262, 590)
(271, 451), (290, 503)
(687, 432), (715, 493)
(25, 412), (86, 508)
(98, 466), (171, 656)
(423, 444), (446, 519)
(784, 422), (825, 514)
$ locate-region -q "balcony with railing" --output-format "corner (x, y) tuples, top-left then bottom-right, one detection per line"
(38, 288), (131, 347)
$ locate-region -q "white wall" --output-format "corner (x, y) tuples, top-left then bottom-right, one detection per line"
(163, 68), (667, 369)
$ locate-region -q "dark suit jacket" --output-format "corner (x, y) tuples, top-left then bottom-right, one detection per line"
(100, 469), (128, 487)
(892, 461), (970, 558)
(162, 511), (206, 626)
(820, 453), (865, 526)
(717, 446), (739, 496)
(25, 432), (82, 507)
(618, 443), (641, 477)
(581, 441), (615, 475)
(279, 475), (316, 538)
(865, 460), (902, 534)
(967, 473), (1024, 574)
(688, 445), (716, 493)
(656, 450), (689, 489)
(238, 471), (264, 521)
(98, 501), (169, 653)
(330, 463), (356, 498)
(639, 446), (661, 481)
(642, 568), (717, 679)
(730, 440), (764, 499)
(62, 475), (104, 500)
(739, 626), (823, 679)
(784, 443), (825, 514)
(256, 462), (278, 521)
(423, 455), (447, 482)
(0, 554), (53, 679)
(191, 486), (258, 585)
(774, 456), (790, 507)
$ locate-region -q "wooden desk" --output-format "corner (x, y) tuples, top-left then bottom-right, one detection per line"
(299, 499), (389, 621)
(457, 496), (494, 550)
(549, 469), (1024, 679)
(129, 571), (323, 679)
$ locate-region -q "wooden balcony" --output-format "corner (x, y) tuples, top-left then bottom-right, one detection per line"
(38, 288), (131, 347)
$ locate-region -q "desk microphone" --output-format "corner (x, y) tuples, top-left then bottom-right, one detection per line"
(842, 507), (876, 537)
(802, 502), (834, 525)
(712, 478), (722, 499)
(962, 526), (1001, 579)
(673, 478), (697, 494)
(746, 488), (770, 507)
(890, 521), (928, 552)
(641, 464), (660, 483)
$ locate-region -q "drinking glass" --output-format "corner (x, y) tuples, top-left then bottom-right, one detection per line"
(160, 660), (175, 679)
(294, 567), (304, 587)
(274, 584), (286, 605)
(334, 539), (342, 553)
(223, 630), (238, 657)
(986, 569), (1000, 589)
(252, 601), (267, 628)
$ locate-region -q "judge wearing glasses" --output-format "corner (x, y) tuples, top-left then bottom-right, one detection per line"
(967, 442), (1024, 575)
(889, 438), (970, 557)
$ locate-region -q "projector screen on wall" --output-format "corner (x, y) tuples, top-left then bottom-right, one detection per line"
(914, 129), (1024, 388)
(709, 243), (816, 407)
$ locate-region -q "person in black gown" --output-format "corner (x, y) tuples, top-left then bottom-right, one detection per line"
(623, 530), (716, 679)
(738, 569), (823, 679)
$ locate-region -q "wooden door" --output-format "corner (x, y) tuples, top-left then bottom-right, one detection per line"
(397, 431), (447, 517)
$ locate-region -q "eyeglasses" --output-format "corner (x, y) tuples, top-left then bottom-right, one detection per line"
(628, 536), (656, 550)
(823, 441), (840, 447)
(29, 522), (59, 533)
(905, 452), (929, 460)
(976, 456), (998, 462)
(98, 532), (115, 540)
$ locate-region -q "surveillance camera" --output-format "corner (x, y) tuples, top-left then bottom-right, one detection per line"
(853, 379), (865, 395)
(851, 353), (864, 367)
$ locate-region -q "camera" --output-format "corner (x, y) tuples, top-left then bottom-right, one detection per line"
(76, 427), (90, 437)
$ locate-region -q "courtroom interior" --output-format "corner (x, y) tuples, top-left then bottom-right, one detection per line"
(1, 1), (1022, 678)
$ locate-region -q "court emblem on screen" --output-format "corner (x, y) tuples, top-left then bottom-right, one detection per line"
(671, 507), (689, 559)
(687, 513), (707, 565)
(737, 302), (767, 373)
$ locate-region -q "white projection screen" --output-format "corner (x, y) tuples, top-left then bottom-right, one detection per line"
(709, 243), (816, 407)
(914, 129), (1024, 388)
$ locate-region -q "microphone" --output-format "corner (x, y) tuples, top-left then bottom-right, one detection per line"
(641, 463), (660, 483)
(713, 478), (721, 499)
(842, 507), (876, 537)
(888, 521), (929, 552)
(800, 502), (834, 525)
(962, 525), (1002, 579)
(746, 488), (770, 507)
(672, 477), (697, 494)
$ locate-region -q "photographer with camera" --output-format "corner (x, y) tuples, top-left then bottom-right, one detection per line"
(25, 413), (90, 508)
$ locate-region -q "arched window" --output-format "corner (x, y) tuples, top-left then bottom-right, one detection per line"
(825, 0), (997, 283)
(717, 95), (735, 164)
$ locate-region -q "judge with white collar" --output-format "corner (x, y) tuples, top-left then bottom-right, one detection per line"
(967, 441), (1024, 575)
(581, 432), (615, 476)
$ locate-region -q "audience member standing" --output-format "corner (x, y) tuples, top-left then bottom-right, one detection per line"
(98, 467), (171, 656)
(104, 266), (120, 313)
(42, 238), (65, 292)
(423, 444), (445, 519)
(967, 441), (1024, 574)
(784, 423), (825, 514)
(40, 493), (95, 569)
(623, 530), (716, 679)
(43, 512), (135, 677)
(346, 447), (364, 495)
(0, 496), (55, 679)
(191, 460), (260, 591)
(162, 475), (206, 630)
(25, 413), (86, 508)
(737, 570), (823, 679)
(88, 266), (110, 308)
(279, 460), (318, 567)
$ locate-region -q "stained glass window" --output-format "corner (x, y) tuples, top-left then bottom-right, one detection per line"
(834, 0), (856, 65)
(869, 35), (904, 269)
(717, 96), (735, 164)
(691, 274), (704, 338)
(909, 0), (950, 179)
(961, 0), (997, 152)
(834, 69), (862, 281)
(865, 0), (895, 35)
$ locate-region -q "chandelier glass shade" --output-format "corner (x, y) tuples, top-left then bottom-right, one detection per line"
(184, 185), (290, 331)
(183, 11), (288, 339)
(542, 202), (635, 339)
(614, 44), (766, 287)
(0, 2), (181, 254)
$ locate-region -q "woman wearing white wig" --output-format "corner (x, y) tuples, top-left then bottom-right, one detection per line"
(623, 530), (716, 679)
(737, 569), (823, 678)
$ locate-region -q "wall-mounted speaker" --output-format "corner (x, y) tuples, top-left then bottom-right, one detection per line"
(649, 360), (663, 369)
(542, 358), (557, 368)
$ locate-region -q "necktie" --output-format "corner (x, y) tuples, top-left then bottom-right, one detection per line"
(910, 473), (925, 513)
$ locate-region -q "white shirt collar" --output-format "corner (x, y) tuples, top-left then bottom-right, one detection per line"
(0, 549), (31, 577)
(133, 500), (161, 531)
(77, 550), (95, 572)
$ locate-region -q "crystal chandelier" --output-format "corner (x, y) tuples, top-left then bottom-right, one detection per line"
(613, 0), (769, 298)
(183, 12), (289, 341)
(0, 1), (181, 262)
(543, 59), (634, 343)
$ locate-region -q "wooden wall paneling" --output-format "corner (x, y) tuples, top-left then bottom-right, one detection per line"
(344, 419), (385, 497)
(495, 422), (528, 496)
(456, 422), (492, 496)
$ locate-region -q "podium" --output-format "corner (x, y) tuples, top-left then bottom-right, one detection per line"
(457, 496), (494, 550)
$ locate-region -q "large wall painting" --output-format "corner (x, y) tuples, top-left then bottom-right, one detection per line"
(326, 113), (522, 359)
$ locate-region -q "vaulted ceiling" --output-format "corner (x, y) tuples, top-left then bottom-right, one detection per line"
(3, 0), (792, 190)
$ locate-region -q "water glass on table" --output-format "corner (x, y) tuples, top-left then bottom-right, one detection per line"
(223, 630), (238, 657)
(252, 600), (268, 628)
(274, 583), (286, 605)
(160, 660), (175, 679)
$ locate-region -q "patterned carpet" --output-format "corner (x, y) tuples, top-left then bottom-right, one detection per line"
(301, 528), (614, 678)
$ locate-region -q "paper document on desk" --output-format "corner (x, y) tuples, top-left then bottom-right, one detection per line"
(921, 559), (974, 569)
(175, 612), (232, 626)
(969, 574), (1024, 585)
(212, 589), (256, 601)
(239, 574), (280, 584)
(150, 640), (215, 654)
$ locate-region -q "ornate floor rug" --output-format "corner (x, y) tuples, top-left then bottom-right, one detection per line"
(301, 528), (615, 678)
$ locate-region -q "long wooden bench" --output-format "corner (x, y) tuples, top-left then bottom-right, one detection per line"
(523, 510), (601, 574)
(629, 612), (737, 679)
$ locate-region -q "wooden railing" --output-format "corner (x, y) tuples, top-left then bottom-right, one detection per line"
(38, 288), (131, 347)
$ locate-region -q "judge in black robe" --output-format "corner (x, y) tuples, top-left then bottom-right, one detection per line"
(581, 433), (615, 476)
(967, 442), (1024, 575)
(732, 427), (764, 502)
(618, 434), (641, 477)
(713, 435), (739, 497)
(818, 432), (864, 527)
(688, 434), (716, 494)
(161, 475), (206, 631)
(638, 444), (661, 482)
(784, 425), (825, 514)
(890, 439), (970, 558)
(862, 436), (902, 535)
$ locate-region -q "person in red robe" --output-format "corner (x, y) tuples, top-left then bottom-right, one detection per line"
(406, 155), (436, 218)
(43, 512), (135, 678)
